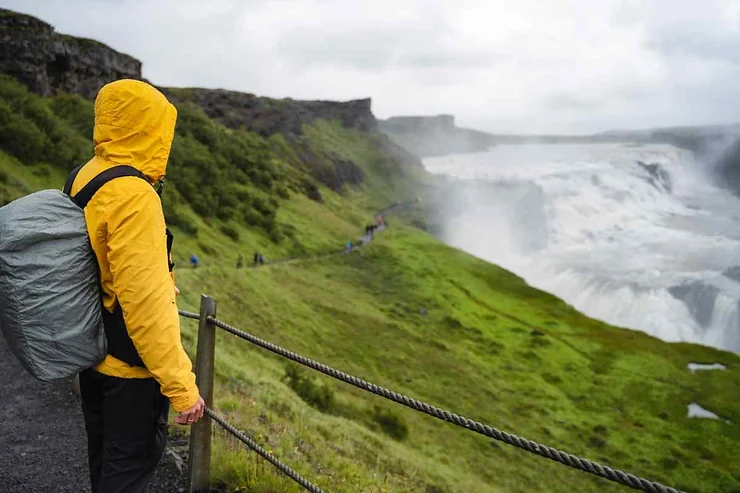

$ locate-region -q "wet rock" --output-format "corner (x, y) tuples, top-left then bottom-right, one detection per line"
(668, 281), (720, 327)
(722, 265), (740, 282)
(637, 161), (673, 193)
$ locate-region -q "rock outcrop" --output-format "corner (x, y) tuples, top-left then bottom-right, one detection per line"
(0, 9), (378, 140)
(162, 87), (376, 137)
(378, 114), (495, 158)
(0, 9), (142, 99)
(0, 8), (421, 195)
(636, 161), (672, 193)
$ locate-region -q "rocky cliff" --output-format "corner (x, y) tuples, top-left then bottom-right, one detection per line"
(0, 9), (142, 99)
(0, 8), (420, 194)
(162, 87), (376, 137)
(378, 114), (495, 157)
(0, 9), (378, 139)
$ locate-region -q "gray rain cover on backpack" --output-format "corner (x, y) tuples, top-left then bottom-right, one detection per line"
(0, 189), (106, 382)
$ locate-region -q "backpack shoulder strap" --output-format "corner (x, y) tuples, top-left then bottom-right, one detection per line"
(70, 165), (148, 209)
(63, 165), (84, 196)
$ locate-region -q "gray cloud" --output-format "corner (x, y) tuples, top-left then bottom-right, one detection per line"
(648, 29), (740, 64)
(2, 0), (740, 134)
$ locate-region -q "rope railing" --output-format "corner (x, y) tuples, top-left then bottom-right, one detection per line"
(178, 309), (200, 320)
(206, 407), (325, 493)
(206, 314), (683, 493)
(182, 297), (327, 493)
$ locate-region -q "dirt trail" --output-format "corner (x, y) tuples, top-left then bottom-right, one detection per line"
(0, 336), (187, 492)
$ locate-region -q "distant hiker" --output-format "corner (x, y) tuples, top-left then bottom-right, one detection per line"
(346, 240), (353, 252)
(67, 80), (203, 492)
(377, 214), (383, 225)
(190, 253), (199, 269)
(253, 252), (259, 265)
(236, 254), (244, 269)
(259, 254), (265, 265)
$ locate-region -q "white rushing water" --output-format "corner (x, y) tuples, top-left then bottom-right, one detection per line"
(424, 143), (740, 353)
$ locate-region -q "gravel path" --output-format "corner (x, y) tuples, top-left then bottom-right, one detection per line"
(0, 336), (188, 492)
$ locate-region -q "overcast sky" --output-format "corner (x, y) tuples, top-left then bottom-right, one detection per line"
(4, 0), (740, 134)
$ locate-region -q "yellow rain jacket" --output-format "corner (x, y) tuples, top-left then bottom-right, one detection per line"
(69, 79), (199, 413)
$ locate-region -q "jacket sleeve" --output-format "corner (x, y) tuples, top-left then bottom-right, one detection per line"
(104, 183), (200, 412)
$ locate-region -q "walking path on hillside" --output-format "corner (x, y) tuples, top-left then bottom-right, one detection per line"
(0, 334), (188, 492)
(243, 223), (387, 269)
(0, 210), (397, 492)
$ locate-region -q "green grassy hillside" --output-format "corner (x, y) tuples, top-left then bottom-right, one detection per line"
(1, 74), (738, 493)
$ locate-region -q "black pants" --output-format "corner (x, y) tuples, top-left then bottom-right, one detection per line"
(80, 369), (169, 493)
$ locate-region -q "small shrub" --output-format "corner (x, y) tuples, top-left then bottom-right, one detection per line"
(587, 436), (606, 449)
(0, 99), (48, 164)
(283, 364), (335, 413)
(49, 93), (94, 137)
(220, 224), (240, 241)
(198, 242), (217, 256)
(32, 164), (52, 178)
(371, 406), (409, 441)
(214, 203), (236, 221)
(0, 183), (20, 206)
(281, 223), (297, 239)
(0, 77), (91, 170)
(269, 225), (284, 244)
(276, 185), (290, 199)
(243, 208), (262, 226)
(251, 195), (274, 216)
(249, 169), (273, 190)
(164, 203), (199, 237)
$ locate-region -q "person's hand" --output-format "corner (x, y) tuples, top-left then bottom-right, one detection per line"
(175, 396), (205, 425)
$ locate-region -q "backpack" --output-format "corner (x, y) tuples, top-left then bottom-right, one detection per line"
(0, 165), (145, 382)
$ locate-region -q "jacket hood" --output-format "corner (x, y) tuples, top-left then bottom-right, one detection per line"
(93, 79), (178, 183)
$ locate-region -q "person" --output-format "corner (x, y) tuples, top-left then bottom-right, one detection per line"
(190, 253), (199, 269)
(259, 254), (265, 265)
(236, 254), (244, 269)
(377, 214), (383, 225)
(68, 79), (204, 493)
(253, 251), (259, 265)
(346, 240), (353, 252)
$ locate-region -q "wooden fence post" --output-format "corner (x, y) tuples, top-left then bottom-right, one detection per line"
(187, 294), (217, 493)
